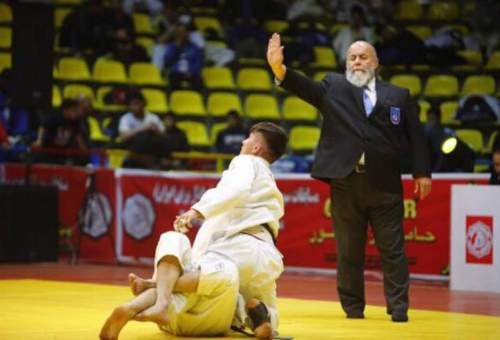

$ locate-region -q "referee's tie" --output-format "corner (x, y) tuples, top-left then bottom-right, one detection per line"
(363, 87), (374, 116)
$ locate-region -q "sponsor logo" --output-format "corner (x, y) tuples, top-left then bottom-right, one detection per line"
(123, 193), (156, 240)
(82, 192), (112, 239)
(466, 216), (493, 265)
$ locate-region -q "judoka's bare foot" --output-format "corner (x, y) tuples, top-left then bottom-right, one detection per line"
(133, 298), (170, 329)
(246, 298), (272, 340)
(128, 273), (154, 296)
(99, 305), (135, 340)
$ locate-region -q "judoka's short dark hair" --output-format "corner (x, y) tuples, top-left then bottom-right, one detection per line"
(250, 122), (288, 163)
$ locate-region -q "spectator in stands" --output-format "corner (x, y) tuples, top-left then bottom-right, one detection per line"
(0, 119), (8, 162)
(33, 99), (88, 165)
(286, 0), (323, 21)
(215, 110), (249, 154)
(118, 92), (172, 169)
(164, 111), (189, 152)
(333, 5), (375, 65)
(0, 91), (31, 162)
(374, 24), (427, 66)
(162, 19), (204, 89)
(75, 94), (94, 146)
(109, 28), (149, 65)
(490, 149), (500, 185)
(226, 16), (268, 60)
(122, 0), (164, 17)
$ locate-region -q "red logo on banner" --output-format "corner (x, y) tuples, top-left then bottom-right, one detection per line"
(466, 216), (493, 265)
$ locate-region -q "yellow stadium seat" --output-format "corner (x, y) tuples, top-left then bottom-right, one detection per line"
(136, 37), (155, 56)
(282, 97), (317, 121)
(202, 67), (236, 89)
(485, 51), (500, 70)
(54, 0), (83, 4)
(58, 57), (91, 81)
(428, 1), (459, 21)
(170, 90), (206, 116)
(106, 149), (129, 169)
(237, 68), (271, 91)
(194, 16), (223, 38)
(456, 129), (484, 153)
(453, 50), (483, 71)
(395, 0), (423, 20)
(313, 71), (329, 81)
(177, 121), (210, 147)
(207, 40), (227, 49)
(330, 24), (348, 37)
(405, 25), (432, 40)
(141, 88), (168, 114)
(207, 92), (242, 117)
(440, 101), (460, 125)
(54, 8), (71, 29)
(63, 84), (95, 102)
(390, 74), (421, 96)
(424, 75), (459, 97)
(311, 46), (337, 68)
(95, 86), (127, 112)
(245, 94), (280, 120)
(462, 75), (495, 96)
(418, 100), (431, 123)
(0, 3), (12, 23)
(289, 126), (320, 152)
(133, 13), (155, 35)
(88, 116), (111, 143)
(0, 27), (11, 48)
(0, 52), (11, 72)
(210, 122), (227, 145)
(52, 85), (62, 108)
(129, 62), (165, 86)
(264, 20), (289, 33)
(93, 59), (127, 83)
(485, 131), (498, 154)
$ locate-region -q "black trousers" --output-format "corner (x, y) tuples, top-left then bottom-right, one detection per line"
(330, 172), (408, 315)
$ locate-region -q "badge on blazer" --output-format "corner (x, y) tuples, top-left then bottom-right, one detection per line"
(390, 106), (401, 125)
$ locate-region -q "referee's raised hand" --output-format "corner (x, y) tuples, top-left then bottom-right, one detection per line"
(267, 33), (286, 81)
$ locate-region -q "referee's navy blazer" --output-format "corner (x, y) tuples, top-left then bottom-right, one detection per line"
(281, 69), (431, 193)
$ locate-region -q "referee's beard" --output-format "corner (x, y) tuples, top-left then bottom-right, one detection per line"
(345, 67), (375, 87)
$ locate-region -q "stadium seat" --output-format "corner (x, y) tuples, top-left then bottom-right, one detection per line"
(485, 51), (500, 70)
(264, 20), (289, 33)
(202, 67), (236, 89)
(133, 13), (155, 35)
(313, 71), (329, 81)
(210, 122), (227, 145)
(311, 46), (337, 68)
(395, 0), (423, 20)
(428, 1), (459, 21)
(405, 25), (432, 40)
(456, 129), (484, 153)
(453, 50), (483, 71)
(418, 100), (431, 123)
(390, 74), (421, 96)
(289, 126), (320, 152)
(177, 121), (210, 147)
(52, 85), (62, 107)
(282, 97), (317, 121)
(93, 59), (127, 83)
(136, 37), (155, 56)
(237, 68), (272, 91)
(58, 57), (91, 81)
(424, 75), (459, 97)
(63, 84), (95, 102)
(88, 116), (110, 143)
(54, 8), (71, 29)
(170, 90), (206, 116)
(330, 24), (348, 37)
(461, 75), (495, 96)
(129, 62), (165, 86)
(207, 92), (242, 117)
(0, 52), (11, 72)
(0, 27), (11, 48)
(439, 101), (460, 125)
(0, 3), (12, 23)
(54, 0), (83, 4)
(245, 94), (280, 120)
(485, 131), (498, 154)
(106, 149), (129, 169)
(194, 16), (223, 38)
(141, 88), (168, 114)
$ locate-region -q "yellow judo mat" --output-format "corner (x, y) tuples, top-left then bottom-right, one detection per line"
(0, 279), (497, 340)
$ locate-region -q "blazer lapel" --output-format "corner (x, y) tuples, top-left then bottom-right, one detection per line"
(348, 83), (367, 119)
(370, 81), (388, 117)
